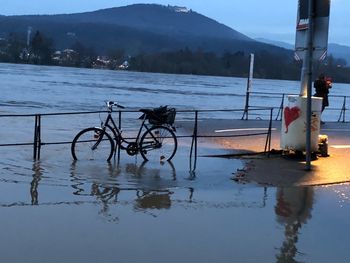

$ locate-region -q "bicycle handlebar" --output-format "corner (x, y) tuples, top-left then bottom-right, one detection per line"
(106, 100), (125, 109)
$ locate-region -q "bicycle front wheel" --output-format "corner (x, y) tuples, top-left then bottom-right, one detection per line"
(140, 126), (177, 162)
(71, 127), (114, 162)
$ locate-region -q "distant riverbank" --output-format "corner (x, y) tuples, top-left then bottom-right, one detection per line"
(3, 47), (350, 83)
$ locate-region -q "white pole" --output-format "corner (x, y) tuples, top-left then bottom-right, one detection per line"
(242, 54), (254, 120)
(248, 53), (254, 93)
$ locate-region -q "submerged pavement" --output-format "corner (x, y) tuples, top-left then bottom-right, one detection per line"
(178, 119), (350, 187)
(1, 118), (350, 263)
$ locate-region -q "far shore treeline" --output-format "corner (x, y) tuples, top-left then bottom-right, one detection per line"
(1, 30), (350, 83)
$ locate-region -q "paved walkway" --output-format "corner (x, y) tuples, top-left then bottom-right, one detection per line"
(245, 121), (350, 186)
(178, 119), (350, 186)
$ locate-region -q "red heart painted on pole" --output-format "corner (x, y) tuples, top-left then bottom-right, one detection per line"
(284, 106), (301, 133)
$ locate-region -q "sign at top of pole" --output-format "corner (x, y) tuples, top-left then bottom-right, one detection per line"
(295, 0), (330, 61)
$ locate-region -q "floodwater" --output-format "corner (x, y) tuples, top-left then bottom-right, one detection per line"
(0, 63), (350, 262)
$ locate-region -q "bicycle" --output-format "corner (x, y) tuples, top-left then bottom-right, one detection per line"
(71, 101), (177, 162)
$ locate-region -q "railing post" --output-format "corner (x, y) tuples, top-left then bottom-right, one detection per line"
(264, 108), (273, 156)
(338, 96), (346, 123)
(37, 114), (41, 160)
(344, 96), (347, 122)
(189, 110), (198, 172)
(241, 91), (250, 120)
(194, 111), (198, 171)
(33, 114), (41, 160)
(276, 93), (285, 121)
(117, 110), (122, 161)
(33, 115), (38, 160)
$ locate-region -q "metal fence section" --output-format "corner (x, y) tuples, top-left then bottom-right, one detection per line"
(0, 108), (274, 169)
(242, 91), (349, 122)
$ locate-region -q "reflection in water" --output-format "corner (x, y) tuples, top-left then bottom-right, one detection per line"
(91, 184), (120, 221)
(275, 187), (314, 263)
(188, 187), (194, 203)
(3, 157), (270, 228)
(125, 160), (177, 180)
(31, 161), (43, 205)
(70, 160), (181, 221)
(188, 170), (196, 181)
(135, 190), (173, 210)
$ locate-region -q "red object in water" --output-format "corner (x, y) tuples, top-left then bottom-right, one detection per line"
(284, 106), (301, 133)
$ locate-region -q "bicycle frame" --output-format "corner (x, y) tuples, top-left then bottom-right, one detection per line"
(101, 110), (159, 152)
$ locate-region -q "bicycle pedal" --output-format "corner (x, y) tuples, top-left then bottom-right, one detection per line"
(94, 131), (101, 139)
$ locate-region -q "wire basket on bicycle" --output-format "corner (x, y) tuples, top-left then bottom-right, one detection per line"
(140, 106), (176, 126)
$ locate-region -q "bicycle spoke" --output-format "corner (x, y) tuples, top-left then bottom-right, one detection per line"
(71, 128), (114, 161)
(140, 126), (177, 162)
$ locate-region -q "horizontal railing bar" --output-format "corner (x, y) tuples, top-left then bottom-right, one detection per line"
(250, 91), (297, 96)
(0, 143), (34, 147)
(328, 95), (350, 98)
(196, 132), (268, 138)
(250, 91), (349, 99)
(41, 141), (72, 146)
(0, 131), (270, 148)
(0, 111), (104, 118)
(0, 107), (275, 118)
(245, 106), (280, 109)
(327, 107), (347, 111)
(176, 108), (273, 113)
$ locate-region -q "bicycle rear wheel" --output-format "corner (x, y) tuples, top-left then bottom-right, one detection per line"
(140, 126), (177, 162)
(71, 127), (114, 161)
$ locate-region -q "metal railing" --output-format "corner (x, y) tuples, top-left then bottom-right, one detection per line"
(0, 108), (274, 171)
(242, 91), (349, 122)
(0, 110), (103, 159)
(185, 108), (273, 172)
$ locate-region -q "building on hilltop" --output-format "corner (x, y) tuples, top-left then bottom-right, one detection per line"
(167, 5), (191, 13)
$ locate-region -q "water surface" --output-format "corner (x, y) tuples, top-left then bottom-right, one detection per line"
(0, 63), (349, 262)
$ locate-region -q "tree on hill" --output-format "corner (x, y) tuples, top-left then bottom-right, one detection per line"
(69, 41), (97, 67)
(2, 33), (25, 63)
(30, 31), (54, 65)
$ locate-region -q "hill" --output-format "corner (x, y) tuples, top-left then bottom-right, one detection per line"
(256, 38), (350, 65)
(255, 38), (294, 50)
(328, 43), (350, 65)
(0, 4), (290, 56)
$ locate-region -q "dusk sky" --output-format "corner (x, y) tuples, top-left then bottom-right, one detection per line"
(2, 0), (348, 45)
